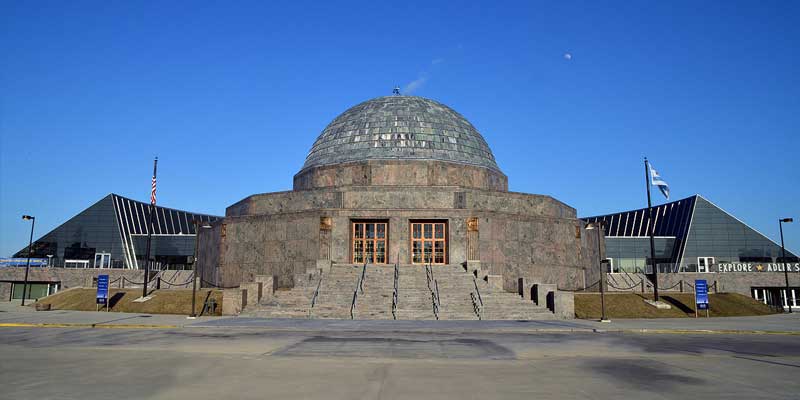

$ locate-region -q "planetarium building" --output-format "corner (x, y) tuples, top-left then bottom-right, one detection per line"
(199, 95), (600, 316)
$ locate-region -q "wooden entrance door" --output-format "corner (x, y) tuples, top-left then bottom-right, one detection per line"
(351, 221), (387, 264)
(410, 221), (447, 264)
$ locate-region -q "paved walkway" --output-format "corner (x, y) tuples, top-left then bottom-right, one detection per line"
(2, 301), (798, 333)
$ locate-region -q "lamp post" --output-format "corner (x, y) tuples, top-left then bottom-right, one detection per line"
(20, 215), (35, 306)
(779, 218), (793, 313)
(586, 221), (610, 322)
(189, 220), (213, 318)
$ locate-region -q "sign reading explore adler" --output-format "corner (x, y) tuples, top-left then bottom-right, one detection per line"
(96, 275), (109, 306)
(695, 279), (709, 312)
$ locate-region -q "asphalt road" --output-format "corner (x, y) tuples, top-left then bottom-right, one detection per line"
(1, 326), (799, 399)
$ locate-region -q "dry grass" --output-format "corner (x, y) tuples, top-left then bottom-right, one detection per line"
(33, 288), (224, 316)
(574, 292), (779, 319)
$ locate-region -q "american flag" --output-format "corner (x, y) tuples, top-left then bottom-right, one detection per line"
(150, 175), (157, 205)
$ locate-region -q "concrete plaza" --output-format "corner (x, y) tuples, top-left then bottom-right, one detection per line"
(1, 306), (799, 399)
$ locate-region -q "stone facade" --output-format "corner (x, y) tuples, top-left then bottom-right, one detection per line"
(198, 95), (600, 293)
(294, 160), (508, 192)
(200, 184), (600, 291)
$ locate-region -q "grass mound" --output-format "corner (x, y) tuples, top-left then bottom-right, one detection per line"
(574, 292), (779, 319)
(32, 288), (223, 316)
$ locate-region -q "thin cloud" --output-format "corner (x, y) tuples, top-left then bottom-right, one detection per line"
(403, 75), (428, 94)
(431, 58), (444, 65)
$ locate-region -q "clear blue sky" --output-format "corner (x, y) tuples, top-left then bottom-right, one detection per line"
(1, 1), (798, 255)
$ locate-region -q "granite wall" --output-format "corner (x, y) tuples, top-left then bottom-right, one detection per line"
(204, 185), (597, 291)
(0, 267), (194, 301)
(293, 160), (508, 192)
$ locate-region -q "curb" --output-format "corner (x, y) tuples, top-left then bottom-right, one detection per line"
(0, 322), (179, 329)
(614, 328), (800, 336)
(1, 322), (798, 336)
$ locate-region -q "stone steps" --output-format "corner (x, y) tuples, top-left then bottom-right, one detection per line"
(246, 263), (555, 320)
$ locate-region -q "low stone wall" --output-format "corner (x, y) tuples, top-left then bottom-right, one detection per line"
(605, 271), (800, 296)
(0, 267), (195, 301)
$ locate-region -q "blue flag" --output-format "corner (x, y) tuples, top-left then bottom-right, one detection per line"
(649, 163), (670, 200)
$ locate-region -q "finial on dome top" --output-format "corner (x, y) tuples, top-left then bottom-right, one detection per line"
(392, 86), (401, 96)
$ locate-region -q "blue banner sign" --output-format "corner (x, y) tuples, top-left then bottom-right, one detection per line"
(96, 275), (109, 305)
(0, 258), (49, 267)
(695, 279), (709, 310)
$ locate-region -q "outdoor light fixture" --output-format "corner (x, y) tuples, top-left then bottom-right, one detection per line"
(585, 221), (610, 322)
(779, 218), (794, 313)
(20, 215), (36, 306)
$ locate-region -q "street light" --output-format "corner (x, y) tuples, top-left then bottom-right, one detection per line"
(20, 215), (35, 306)
(779, 218), (793, 313)
(189, 220), (213, 319)
(586, 221), (611, 323)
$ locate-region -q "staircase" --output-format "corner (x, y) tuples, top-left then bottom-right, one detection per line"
(244, 263), (554, 320)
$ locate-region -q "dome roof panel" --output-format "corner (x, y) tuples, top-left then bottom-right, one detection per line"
(300, 96), (501, 172)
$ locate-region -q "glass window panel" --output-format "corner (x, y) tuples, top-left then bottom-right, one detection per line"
(435, 224), (444, 239)
(376, 241), (385, 263)
(424, 224), (432, 239)
(366, 241), (374, 263)
(434, 241), (444, 263)
(424, 241), (433, 263)
(366, 224), (375, 239)
(355, 224), (363, 239)
(377, 224), (385, 239)
(413, 224), (421, 239)
(354, 240), (364, 263)
(412, 241), (422, 263)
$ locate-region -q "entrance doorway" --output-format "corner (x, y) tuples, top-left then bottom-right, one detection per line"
(410, 221), (448, 264)
(351, 221), (387, 264)
(94, 253), (111, 269)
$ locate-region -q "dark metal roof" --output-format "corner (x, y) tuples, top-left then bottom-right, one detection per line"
(581, 195), (696, 238)
(111, 194), (221, 236)
(301, 96), (501, 172)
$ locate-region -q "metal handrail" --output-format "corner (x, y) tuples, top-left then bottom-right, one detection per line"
(434, 280), (441, 306)
(358, 262), (367, 294)
(607, 280), (642, 291)
(309, 271), (323, 317)
(392, 262), (399, 320)
(200, 278), (240, 289)
(425, 263), (440, 320)
(470, 292), (482, 320)
(472, 276), (483, 307)
(350, 262), (368, 319)
(621, 267), (640, 287)
(160, 272), (195, 287)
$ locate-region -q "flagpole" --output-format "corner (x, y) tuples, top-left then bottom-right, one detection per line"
(142, 157), (157, 298)
(644, 157), (660, 302)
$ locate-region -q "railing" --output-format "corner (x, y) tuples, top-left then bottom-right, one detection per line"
(358, 262), (367, 295)
(470, 292), (482, 320)
(425, 263), (440, 320)
(350, 262), (368, 319)
(472, 276), (484, 308)
(392, 262), (399, 320)
(159, 272), (195, 288)
(309, 271), (323, 318)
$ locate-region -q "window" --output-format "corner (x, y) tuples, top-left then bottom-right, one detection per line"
(697, 257), (715, 273)
(65, 259), (90, 268)
(351, 221), (387, 264)
(410, 221), (447, 264)
(606, 258), (617, 273)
